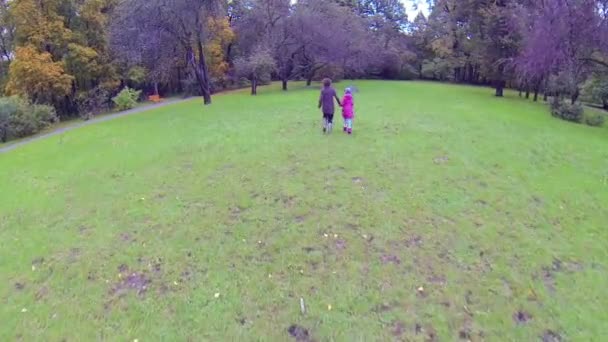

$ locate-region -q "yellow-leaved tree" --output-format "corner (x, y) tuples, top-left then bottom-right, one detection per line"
(205, 17), (236, 84)
(6, 46), (73, 103)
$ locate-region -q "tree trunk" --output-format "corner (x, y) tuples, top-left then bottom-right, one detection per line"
(525, 90), (530, 99)
(543, 92), (548, 102)
(495, 81), (505, 97)
(195, 41), (212, 105)
(251, 78), (257, 95)
(282, 78), (288, 91)
(306, 74), (313, 86)
(154, 82), (159, 96)
(177, 67), (183, 94)
(570, 89), (579, 104)
(603, 99), (608, 110)
(519, 88), (522, 97)
(533, 88), (539, 102)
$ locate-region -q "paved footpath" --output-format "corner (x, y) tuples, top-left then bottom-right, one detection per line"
(0, 99), (189, 154)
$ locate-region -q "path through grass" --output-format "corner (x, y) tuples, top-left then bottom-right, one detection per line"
(1, 81), (607, 340)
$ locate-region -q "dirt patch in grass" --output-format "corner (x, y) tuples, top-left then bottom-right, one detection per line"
(110, 265), (151, 297)
(335, 239), (347, 251)
(67, 248), (81, 263)
(380, 254), (401, 265)
(287, 324), (310, 341)
(280, 195), (297, 208)
(230, 206), (247, 220)
(513, 310), (532, 324)
(541, 330), (562, 342)
(119, 232), (135, 243)
(539, 258), (584, 293)
(427, 275), (446, 286)
(35, 286), (49, 301)
(302, 246), (316, 253)
(78, 225), (90, 235)
(459, 329), (472, 340)
(541, 268), (557, 293)
(405, 235), (423, 248)
(372, 301), (396, 313)
(14, 282), (25, 291)
(352, 177), (365, 184)
(426, 325), (439, 341)
(31, 257), (45, 267)
(391, 321), (406, 337)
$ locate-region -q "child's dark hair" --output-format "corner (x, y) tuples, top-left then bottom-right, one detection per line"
(322, 78), (332, 87)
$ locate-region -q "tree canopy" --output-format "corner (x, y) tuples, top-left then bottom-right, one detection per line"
(0, 0), (606, 119)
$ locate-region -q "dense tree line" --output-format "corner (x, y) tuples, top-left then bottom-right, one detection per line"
(0, 0), (607, 130)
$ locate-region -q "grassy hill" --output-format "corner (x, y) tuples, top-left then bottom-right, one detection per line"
(1, 81), (607, 340)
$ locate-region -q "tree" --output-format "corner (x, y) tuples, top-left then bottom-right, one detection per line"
(205, 16), (236, 88)
(7, 0), (118, 116)
(0, 0), (13, 63)
(5, 46), (73, 103)
(517, 0), (605, 104)
(583, 73), (608, 109)
(480, 1), (523, 97)
(112, 0), (223, 105)
(234, 0), (298, 90)
(234, 48), (276, 95)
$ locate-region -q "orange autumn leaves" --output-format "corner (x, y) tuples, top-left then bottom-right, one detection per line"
(205, 17), (236, 80)
(6, 46), (73, 102)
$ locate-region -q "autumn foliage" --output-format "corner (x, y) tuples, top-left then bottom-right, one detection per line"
(6, 46), (73, 103)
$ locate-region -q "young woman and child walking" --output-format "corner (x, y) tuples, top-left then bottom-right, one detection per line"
(318, 78), (355, 135)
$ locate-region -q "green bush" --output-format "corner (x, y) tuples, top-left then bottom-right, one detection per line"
(0, 97), (17, 142)
(112, 87), (141, 111)
(550, 99), (584, 123)
(584, 112), (606, 127)
(77, 86), (110, 120)
(0, 96), (57, 142)
(582, 74), (608, 109)
(421, 58), (454, 81)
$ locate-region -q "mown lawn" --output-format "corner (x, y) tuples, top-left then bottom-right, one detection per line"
(1, 81), (607, 341)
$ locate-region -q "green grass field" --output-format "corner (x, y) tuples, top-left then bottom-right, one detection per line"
(1, 81), (607, 341)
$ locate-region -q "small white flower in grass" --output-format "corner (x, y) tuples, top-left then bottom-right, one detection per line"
(417, 286), (424, 292)
(327, 304), (332, 311)
(21, 308), (27, 313)
(214, 292), (220, 298)
(334, 234), (338, 238)
(323, 233), (329, 238)
(133, 339), (139, 342)
(173, 281), (179, 286)
(362, 234), (368, 239)
(31, 265), (36, 271)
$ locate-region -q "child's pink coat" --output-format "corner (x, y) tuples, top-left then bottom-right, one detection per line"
(341, 94), (354, 119)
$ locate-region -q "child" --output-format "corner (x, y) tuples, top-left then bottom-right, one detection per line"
(318, 78), (341, 134)
(341, 88), (355, 135)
